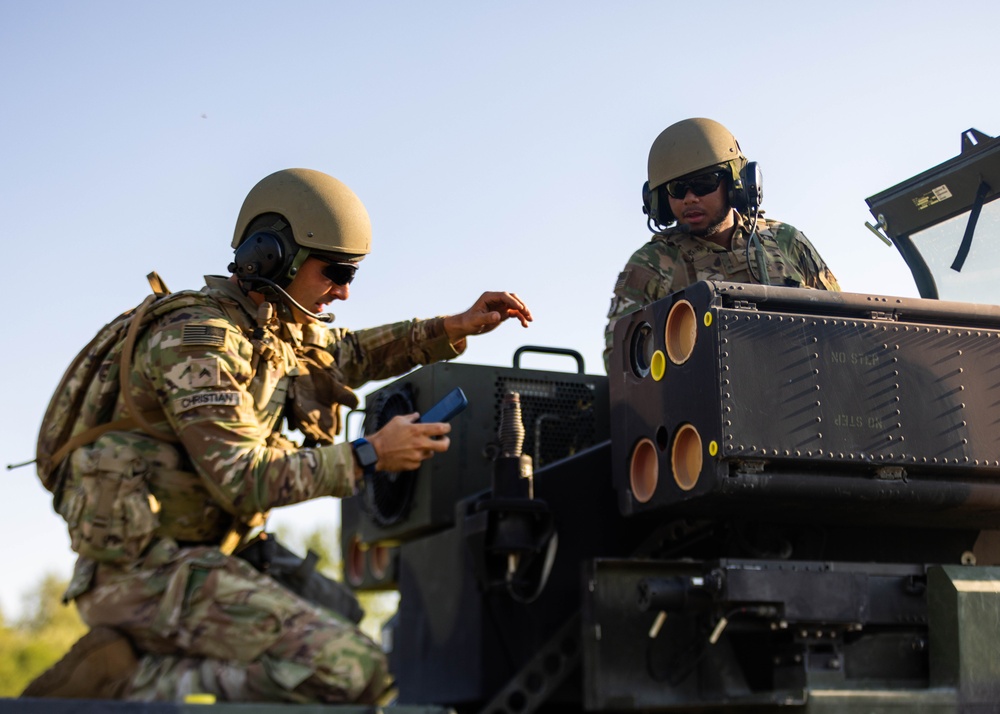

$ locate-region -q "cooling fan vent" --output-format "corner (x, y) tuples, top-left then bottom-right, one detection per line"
(362, 386), (417, 526)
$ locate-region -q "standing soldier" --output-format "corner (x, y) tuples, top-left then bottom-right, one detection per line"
(604, 118), (839, 370)
(24, 168), (531, 703)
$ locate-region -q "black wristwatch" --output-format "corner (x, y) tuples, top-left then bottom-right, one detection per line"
(351, 437), (379, 479)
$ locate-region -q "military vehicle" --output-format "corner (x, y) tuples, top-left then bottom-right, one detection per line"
(340, 127), (1000, 714)
(11, 127), (1000, 713)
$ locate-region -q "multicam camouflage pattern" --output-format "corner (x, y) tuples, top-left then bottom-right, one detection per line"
(604, 216), (840, 369)
(76, 538), (389, 703)
(118, 275), (460, 522)
(36, 291), (210, 493)
(286, 324), (361, 445)
(59, 432), (184, 564)
(55, 273), (461, 702)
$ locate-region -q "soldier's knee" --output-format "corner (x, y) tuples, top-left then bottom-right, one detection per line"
(332, 644), (389, 704)
(281, 631), (387, 704)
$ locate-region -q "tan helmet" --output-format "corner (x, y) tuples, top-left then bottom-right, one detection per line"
(232, 168), (372, 258)
(647, 118), (747, 190)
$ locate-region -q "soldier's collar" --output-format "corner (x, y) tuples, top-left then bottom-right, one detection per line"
(204, 275), (261, 316)
(650, 224), (691, 242)
(731, 216), (774, 251)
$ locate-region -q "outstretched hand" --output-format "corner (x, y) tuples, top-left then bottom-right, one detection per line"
(443, 291), (532, 344)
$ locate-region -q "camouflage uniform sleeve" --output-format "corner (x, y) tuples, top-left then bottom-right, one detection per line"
(327, 317), (463, 389)
(130, 304), (357, 518)
(771, 221), (841, 291)
(603, 239), (686, 371)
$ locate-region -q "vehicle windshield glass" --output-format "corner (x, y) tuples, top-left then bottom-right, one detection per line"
(909, 199), (1000, 305)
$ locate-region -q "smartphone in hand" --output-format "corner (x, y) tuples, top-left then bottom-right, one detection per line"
(417, 387), (468, 424)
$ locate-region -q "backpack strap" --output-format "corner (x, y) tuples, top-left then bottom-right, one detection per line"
(56, 278), (267, 554)
(46, 284), (179, 475)
(119, 294), (179, 445)
(49, 417), (135, 471)
(146, 270), (170, 296)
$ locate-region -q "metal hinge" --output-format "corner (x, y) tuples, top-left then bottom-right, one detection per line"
(732, 300), (758, 311)
(869, 310), (897, 321)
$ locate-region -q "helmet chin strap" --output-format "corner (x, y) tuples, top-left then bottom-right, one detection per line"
(236, 275), (335, 323)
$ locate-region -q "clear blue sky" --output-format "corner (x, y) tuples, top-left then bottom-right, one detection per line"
(1, 0), (996, 619)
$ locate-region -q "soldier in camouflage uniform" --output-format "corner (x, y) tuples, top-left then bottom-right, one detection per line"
(604, 118), (839, 370)
(25, 168), (532, 703)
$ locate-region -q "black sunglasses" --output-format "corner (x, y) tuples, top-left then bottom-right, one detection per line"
(314, 257), (358, 286)
(664, 170), (727, 200)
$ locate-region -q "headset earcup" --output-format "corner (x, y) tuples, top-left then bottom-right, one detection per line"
(655, 185), (675, 224)
(729, 171), (747, 214)
(645, 182), (678, 226)
(730, 161), (763, 215)
(232, 230), (289, 282)
(644, 180), (675, 225)
(744, 161), (763, 213)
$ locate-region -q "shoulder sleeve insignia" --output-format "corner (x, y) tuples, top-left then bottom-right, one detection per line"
(168, 357), (224, 389)
(182, 324), (227, 348)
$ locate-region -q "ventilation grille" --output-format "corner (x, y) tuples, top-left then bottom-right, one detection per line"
(493, 377), (600, 468)
(362, 386), (417, 527)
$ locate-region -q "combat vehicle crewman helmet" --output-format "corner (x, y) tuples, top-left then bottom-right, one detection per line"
(647, 117), (747, 190)
(233, 168), (372, 259)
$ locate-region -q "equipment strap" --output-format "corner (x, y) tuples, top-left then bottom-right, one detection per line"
(120, 294), (180, 445)
(54, 277), (266, 556)
(88, 471), (120, 552)
(50, 416), (136, 470)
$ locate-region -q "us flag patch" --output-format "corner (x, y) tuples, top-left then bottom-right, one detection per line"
(182, 324), (226, 347)
(614, 270), (630, 292)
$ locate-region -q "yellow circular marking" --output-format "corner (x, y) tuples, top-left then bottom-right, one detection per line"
(650, 350), (666, 381)
(703, 311), (713, 327)
(709, 440), (719, 456)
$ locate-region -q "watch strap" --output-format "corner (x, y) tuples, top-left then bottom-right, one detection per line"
(351, 437), (378, 477)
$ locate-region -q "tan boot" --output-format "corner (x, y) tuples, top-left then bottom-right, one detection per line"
(21, 627), (138, 699)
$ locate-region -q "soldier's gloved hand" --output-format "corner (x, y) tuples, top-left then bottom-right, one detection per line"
(443, 291), (532, 343)
(366, 413), (451, 472)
